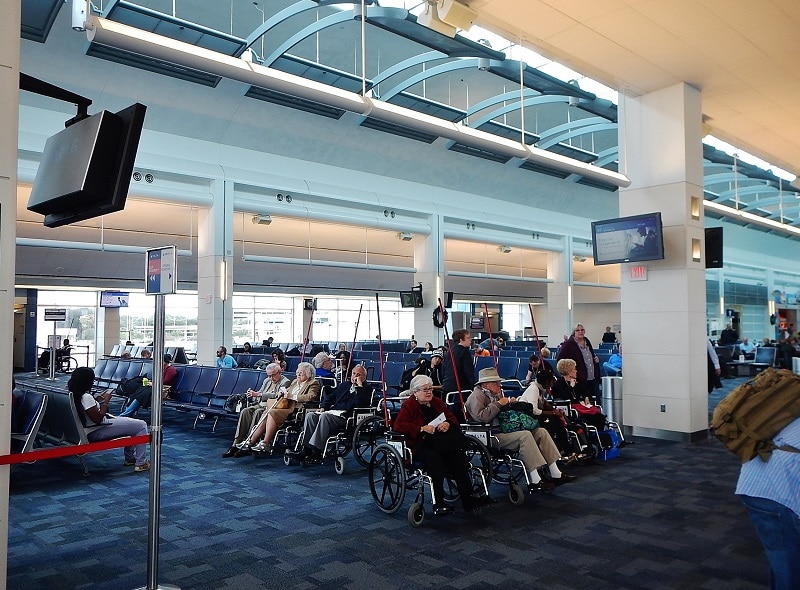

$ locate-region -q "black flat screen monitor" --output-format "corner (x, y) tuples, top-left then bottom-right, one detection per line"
(399, 291), (423, 308)
(470, 316), (485, 330)
(591, 212), (665, 265)
(100, 291), (129, 308)
(27, 103), (146, 228)
(444, 291), (454, 308)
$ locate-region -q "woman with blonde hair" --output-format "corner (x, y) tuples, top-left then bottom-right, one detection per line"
(235, 361), (320, 456)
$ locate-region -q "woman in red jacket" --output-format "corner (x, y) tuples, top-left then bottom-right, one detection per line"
(393, 375), (491, 515)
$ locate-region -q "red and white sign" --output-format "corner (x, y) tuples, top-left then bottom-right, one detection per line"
(629, 265), (648, 281)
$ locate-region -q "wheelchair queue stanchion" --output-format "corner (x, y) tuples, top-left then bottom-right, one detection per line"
(482, 302), (499, 373)
(345, 303), (363, 378)
(438, 298), (467, 417)
(299, 302), (315, 365)
(374, 294), (391, 429)
(48, 321), (58, 381)
(528, 303), (545, 359)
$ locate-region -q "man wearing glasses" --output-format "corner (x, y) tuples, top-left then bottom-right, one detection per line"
(288, 365), (375, 464)
(223, 362), (289, 458)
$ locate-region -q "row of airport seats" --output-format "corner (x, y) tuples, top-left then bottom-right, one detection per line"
(92, 357), (273, 431)
(15, 378), (148, 475)
(232, 340), (417, 355)
(165, 366), (270, 430)
(232, 342), (331, 355)
(107, 344), (189, 364)
(233, 354), (304, 372)
(94, 358), (153, 389)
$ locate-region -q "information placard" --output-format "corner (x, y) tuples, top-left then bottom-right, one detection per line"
(146, 246), (177, 295)
(44, 308), (67, 321)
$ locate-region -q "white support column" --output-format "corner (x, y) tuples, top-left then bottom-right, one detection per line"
(0, 4), (20, 586)
(413, 214), (443, 346)
(96, 307), (121, 356)
(196, 178), (233, 365)
(618, 83), (707, 441)
(546, 236), (572, 347)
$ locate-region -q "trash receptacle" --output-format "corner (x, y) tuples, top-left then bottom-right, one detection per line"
(601, 376), (623, 426)
(793, 357), (800, 376)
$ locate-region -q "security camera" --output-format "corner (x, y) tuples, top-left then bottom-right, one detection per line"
(72, 0), (87, 32)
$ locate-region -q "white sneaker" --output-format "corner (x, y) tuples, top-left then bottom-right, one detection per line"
(252, 441), (267, 452)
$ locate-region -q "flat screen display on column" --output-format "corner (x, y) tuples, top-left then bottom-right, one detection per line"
(591, 212), (664, 265)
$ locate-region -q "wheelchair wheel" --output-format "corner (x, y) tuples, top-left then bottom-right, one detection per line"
(334, 455), (346, 475)
(464, 434), (493, 483)
(492, 454), (525, 486)
(368, 443), (406, 514)
(283, 453), (292, 466)
(60, 357), (79, 374)
(442, 476), (459, 503)
(407, 502), (425, 527)
(508, 483), (525, 506)
(352, 415), (385, 468)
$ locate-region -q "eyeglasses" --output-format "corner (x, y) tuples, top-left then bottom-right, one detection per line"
(416, 387), (434, 393)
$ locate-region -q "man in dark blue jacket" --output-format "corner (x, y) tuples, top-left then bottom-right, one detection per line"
(291, 365), (374, 462)
(442, 330), (475, 394)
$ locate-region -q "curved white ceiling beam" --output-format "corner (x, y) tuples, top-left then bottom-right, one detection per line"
(86, 16), (631, 189)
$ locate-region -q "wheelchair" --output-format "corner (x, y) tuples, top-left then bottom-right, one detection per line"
(460, 423), (534, 505)
(551, 400), (625, 459)
(368, 431), (491, 527)
(37, 348), (79, 374)
(283, 407), (388, 474)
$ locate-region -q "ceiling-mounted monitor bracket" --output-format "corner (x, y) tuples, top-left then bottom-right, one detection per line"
(20, 72), (92, 127)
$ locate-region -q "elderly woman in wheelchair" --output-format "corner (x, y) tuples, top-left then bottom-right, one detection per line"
(465, 368), (577, 495)
(389, 374), (493, 517)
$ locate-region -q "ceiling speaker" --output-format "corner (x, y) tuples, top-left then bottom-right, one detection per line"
(437, 0), (478, 31)
(417, 7), (457, 37)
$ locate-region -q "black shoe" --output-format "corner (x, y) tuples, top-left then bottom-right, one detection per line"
(222, 446), (237, 458)
(285, 448), (307, 461)
(432, 505), (454, 517)
(551, 473), (578, 485)
(477, 495), (497, 508)
(528, 480), (556, 493)
(466, 495), (496, 511)
(303, 450), (323, 465)
(233, 448), (252, 458)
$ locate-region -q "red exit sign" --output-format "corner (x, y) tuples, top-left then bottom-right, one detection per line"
(629, 265), (648, 281)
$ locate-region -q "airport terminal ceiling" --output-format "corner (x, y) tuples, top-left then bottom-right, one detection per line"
(15, 0), (800, 295)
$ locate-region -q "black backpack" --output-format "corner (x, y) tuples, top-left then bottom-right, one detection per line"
(116, 376), (148, 397)
(399, 366), (418, 392)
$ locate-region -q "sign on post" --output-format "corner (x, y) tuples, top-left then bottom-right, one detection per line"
(146, 246), (177, 295)
(44, 308), (67, 321)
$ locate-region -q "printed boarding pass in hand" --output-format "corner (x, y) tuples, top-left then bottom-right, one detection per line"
(427, 412), (446, 428)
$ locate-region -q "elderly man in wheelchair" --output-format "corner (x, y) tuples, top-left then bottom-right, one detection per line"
(287, 364), (375, 467)
(465, 368), (577, 493)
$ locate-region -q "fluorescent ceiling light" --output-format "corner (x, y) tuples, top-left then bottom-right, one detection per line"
(86, 16), (631, 189)
(704, 199), (800, 236)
